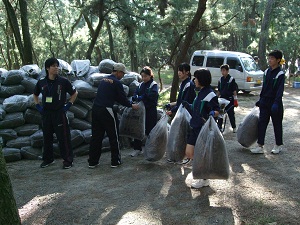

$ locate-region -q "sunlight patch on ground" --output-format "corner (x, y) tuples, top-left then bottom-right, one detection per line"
(19, 192), (63, 222)
(159, 173), (172, 197)
(117, 205), (161, 225)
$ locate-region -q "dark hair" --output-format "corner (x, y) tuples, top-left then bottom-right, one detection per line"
(178, 62), (191, 78)
(140, 66), (154, 78)
(220, 64), (230, 71)
(269, 50), (283, 60)
(194, 69), (211, 87)
(45, 58), (59, 76)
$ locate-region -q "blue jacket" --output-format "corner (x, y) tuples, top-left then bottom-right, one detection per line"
(189, 87), (220, 129)
(218, 74), (237, 99)
(93, 74), (131, 108)
(260, 66), (285, 105)
(134, 79), (158, 109)
(171, 77), (196, 113)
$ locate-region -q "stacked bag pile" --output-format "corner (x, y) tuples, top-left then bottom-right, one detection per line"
(0, 59), (145, 163)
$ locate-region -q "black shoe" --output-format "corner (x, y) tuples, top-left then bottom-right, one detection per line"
(40, 160), (55, 168)
(111, 161), (122, 168)
(63, 161), (73, 169)
(88, 162), (100, 169)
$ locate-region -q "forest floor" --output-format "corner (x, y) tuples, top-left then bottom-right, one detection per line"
(6, 85), (300, 225)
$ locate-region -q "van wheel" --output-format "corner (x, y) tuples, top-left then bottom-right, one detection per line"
(242, 90), (251, 94)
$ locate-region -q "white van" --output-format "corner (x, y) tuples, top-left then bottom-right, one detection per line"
(190, 50), (264, 93)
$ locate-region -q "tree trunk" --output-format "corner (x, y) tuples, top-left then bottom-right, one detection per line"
(3, 0), (24, 65)
(127, 26), (138, 72)
(0, 147), (21, 225)
(258, 0), (275, 70)
(19, 0), (33, 65)
(105, 19), (116, 61)
(170, 0), (207, 102)
(85, 0), (105, 60)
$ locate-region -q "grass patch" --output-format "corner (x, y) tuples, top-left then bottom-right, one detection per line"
(153, 68), (174, 85)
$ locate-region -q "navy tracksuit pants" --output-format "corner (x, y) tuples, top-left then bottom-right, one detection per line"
(89, 106), (121, 165)
(133, 107), (157, 150)
(258, 97), (283, 146)
(42, 110), (73, 163)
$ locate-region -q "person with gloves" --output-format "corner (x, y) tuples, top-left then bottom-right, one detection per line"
(251, 50), (285, 154)
(216, 64), (238, 133)
(33, 57), (78, 169)
(130, 66), (159, 157)
(182, 68), (220, 188)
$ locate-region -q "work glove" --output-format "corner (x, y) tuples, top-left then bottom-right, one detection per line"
(132, 95), (138, 102)
(271, 103), (278, 113)
(255, 100), (260, 107)
(234, 96), (238, 107)
(35, 104), (44, 115)
(164, 103), (171, 110)
(63, 102), (72, 112)
(209, 110), (215, 117)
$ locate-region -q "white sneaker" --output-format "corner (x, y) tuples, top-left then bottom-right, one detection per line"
(130, 150), (142, 157)
(271, 145), (283, 154)
(191, 179), (209, 189)
(176, 158), (191, 165)
(232, 128), (237, 133)
(250, 146), (264, 154)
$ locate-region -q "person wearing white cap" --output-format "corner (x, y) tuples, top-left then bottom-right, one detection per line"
(88, 63), (139, 168)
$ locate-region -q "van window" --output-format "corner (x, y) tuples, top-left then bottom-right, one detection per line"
(206, 57), (224, 68)
(241, 57), (259, 72)
(227, 57), (242, 71)
(192, 56), (205, 66)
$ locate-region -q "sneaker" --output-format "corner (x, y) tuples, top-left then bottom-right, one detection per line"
(111, 161), (122, 168)
(191, 179), (210, 189)
(250, 146), (264, 154)
(88, 162), (99, 169)
(63, 161), (73, 169)
(232, 128), (237, 133)
(271, 145), (283, 154)
(40, 160), (55, 168)
(130, 150), (142, 157)
(177, 158), (191, 165)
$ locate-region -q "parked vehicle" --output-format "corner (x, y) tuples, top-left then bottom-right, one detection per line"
(190, 50), (264, 93)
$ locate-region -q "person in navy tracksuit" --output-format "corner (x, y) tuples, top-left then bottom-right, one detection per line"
(33, 57), (78, 169)
(165, 62), (196, 116)
(217, 64), (239, 133)
(88, 63), (139, 168)
(182, 68), (220, 189)
(251, 50), (285, 154)
(130, 66), (159, 157)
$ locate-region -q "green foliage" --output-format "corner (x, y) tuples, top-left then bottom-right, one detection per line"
(0, 0), (299, 74)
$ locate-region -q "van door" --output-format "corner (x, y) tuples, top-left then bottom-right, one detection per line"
(206, 56), (224, 87)
(226, 57), (244, 91)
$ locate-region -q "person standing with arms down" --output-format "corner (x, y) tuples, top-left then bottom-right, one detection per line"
(165, 62), (196, 164)
(182, 69), (220, 188)
(33, 57), (78, 169)
(217, 64), (238, 133)
(88, 63), (139, 168)
(251, 50), (285, 154)
(130, 66), (159, 157)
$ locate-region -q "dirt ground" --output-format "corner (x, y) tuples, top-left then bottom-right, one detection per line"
(6, 85), (300, 225)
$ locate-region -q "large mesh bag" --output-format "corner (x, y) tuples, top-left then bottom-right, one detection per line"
(193, 116), (229, 180)
(15, 124), (39, 136)
(98, 59), (115, 74)
(120, 73), (138, 86)
(21, 76), (37, 93)
(69, 103), (89, 119)
(1, 70), (25, 85)
(0, 84), (25, 98)
(144, 114), (169, 161)
(119, 101), (145, 140)
(167, 105), (191, 162)
(20, 146), (42, 160)
(70, 118), (91, 131)
(6, 136), (31, 149)
(2, 147), (21, 162)
(73, 80), (97, 99)
(20, 64), (41, 79)
(71, 59), (91, 77)
(3, 95), (28, 113)
(236, 107), (259, 148)
(0, 104), (6, 120)
(86, 73), (110, 87)
(0, 112), (25, 129)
